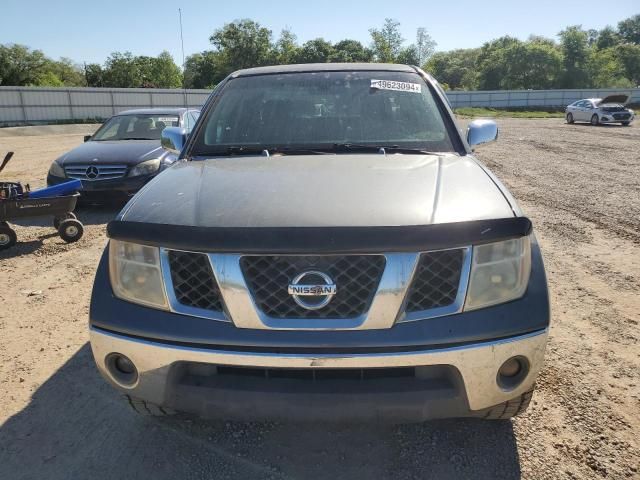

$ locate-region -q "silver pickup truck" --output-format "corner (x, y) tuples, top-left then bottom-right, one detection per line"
(89, 63), (549, 422)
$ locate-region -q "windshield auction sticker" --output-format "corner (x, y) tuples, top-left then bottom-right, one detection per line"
(370, 79), (422, 93)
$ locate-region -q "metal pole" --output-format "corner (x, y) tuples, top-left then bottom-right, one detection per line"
(179, 8), (188, 107)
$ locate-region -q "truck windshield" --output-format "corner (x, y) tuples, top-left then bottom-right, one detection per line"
(191, 71), (455, 155)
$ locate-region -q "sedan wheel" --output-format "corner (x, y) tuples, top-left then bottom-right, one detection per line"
(566, 113), (574, 124)
(591, 114), (599, 126)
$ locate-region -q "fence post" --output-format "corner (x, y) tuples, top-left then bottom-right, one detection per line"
(67, 89), (74, 120)
(149, 91), (154, 107)
(18, 89), (27, 123)
(110, 90), (116, 115)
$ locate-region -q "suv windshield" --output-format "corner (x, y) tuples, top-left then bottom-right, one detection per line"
(192, 71), (455, 155)
(92, 114), (179, 141)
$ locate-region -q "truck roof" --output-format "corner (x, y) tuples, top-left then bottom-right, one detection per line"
(231, 63), (418, 78)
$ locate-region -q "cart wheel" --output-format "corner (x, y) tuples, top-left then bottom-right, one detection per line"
(0, 225), (17, 251)
(58, 219), (84, 243)
(53, 212), (77, 230)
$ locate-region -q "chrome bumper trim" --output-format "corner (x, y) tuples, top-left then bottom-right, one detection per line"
(90, 327), (548, 411)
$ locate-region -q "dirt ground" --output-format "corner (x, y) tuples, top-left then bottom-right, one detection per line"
(0, 119), (638, 480)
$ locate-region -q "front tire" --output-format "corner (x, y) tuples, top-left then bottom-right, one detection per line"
(58, 218), (84, 243)
(53, 212), (77, 230)
(566, 112), (574, 124)
(591, 114), (600, 126)
(0, 224), (17, 251)
(622, 121), (630, 126)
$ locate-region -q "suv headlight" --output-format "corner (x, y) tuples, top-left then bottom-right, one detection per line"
(48, 161), (65, 177)
(109, 240), (168, 309)
(128, 159), (161, 177)
(464, 236), (531, 311)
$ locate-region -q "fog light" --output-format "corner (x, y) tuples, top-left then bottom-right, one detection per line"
(499, 357), (522, 377)
(497, 356), (529, 390)
(106, 353), (138, 387)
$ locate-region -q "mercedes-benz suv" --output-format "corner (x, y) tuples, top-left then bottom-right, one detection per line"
(89, 64), (550, 422)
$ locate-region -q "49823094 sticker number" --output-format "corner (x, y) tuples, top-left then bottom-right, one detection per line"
(370, 79), (422, 93)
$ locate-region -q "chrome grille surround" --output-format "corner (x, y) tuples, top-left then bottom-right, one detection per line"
(240, 255), (386, 319)
(158, 247), (471, 330)
(64, 164), (128, 181)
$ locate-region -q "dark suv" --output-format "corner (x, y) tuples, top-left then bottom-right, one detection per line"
(89, 64), (549, 422)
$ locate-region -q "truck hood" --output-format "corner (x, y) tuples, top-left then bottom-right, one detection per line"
(120, 153), (515, 227)
(57, 140), (165, 166)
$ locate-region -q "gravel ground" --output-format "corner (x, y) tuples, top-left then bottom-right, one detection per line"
(0, 119), (638, 480)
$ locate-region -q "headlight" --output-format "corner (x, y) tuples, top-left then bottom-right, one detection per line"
(109, 240), (168, 309)
(464, 236), (531, 311)
(48, 161), (65, 177)
(128, 159), (161, 177)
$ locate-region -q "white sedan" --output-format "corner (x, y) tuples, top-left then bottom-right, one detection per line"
(566, 94), (634, 126)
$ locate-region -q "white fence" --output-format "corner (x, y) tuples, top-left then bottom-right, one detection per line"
(0, 86), (638, 125)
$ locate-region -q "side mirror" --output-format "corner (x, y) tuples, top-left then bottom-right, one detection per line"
(83, 135), (92, 142)
(466, 119), (498, 148)
(161, 127), (188, 154)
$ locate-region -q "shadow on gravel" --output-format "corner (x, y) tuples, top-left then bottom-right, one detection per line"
(0, 345), (521, 480)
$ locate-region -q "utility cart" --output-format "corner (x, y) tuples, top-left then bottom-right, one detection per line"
(0, 152), (84, 251)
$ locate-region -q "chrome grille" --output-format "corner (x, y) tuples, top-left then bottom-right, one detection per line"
(240, 255), (386, 319)
(405, 249), (465, 312)
(167, 250), (225, 312)
(64, 164), (128, 181)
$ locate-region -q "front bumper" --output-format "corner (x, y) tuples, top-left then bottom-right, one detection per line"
(47, 173), (153, 195)
(90, 327), (548, 422)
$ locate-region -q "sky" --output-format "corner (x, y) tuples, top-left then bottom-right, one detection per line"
(2, 0), (638, 65)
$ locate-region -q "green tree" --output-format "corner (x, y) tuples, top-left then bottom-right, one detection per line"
(294, 38), (335, 63)
(274, 28), (299, 64)
(415, 27), (437, 65)
(476, 36), (521, 90)
(615, 43), (640, 85)
(102, 52), (142, 87)
(209, 19), (274, 74)
(595, 26), (620, 50)
(85, 63), (104, 87)
(501, 40), (563, 89)
(617, 14), (640, 44)
(396, 45), (420, 65)
(587, 47), (633, 87)
(183, 51), (224, 88)
(149, 51), (182, 88)
(329, 40), (372, 62)
(0, 44), (48, 86)
(369, 18), (404, 62)
(425, 49), (479, 90)
(45, 58), (85, 86)
(558, 26), (590, 88)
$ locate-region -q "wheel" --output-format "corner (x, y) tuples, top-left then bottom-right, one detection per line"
(476, 386), (535, 420)
(566, 112), (574, 124)
(125, 395), (176, 417)
(53, 212), (77, 230)
(58, 218), (84, 243)
(622, 121), (630, 126)
(591, 114), (599, 126)
(0, 225), (17, 251)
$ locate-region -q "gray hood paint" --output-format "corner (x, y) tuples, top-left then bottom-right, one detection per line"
(57, 140), (166, 166)
(120, 154), (514, 227)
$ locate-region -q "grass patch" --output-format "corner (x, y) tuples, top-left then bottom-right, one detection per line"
(455, 107), (565, 119)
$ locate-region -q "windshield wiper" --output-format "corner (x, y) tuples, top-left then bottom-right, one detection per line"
(195, 146), (331, 157)
(120, 137), (154, 141)
(331, 143), (441, 155)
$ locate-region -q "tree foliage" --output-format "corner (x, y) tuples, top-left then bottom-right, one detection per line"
(1, 14), (639, 90)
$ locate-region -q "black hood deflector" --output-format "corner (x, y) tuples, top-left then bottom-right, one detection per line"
(106, 217), (532, 253)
